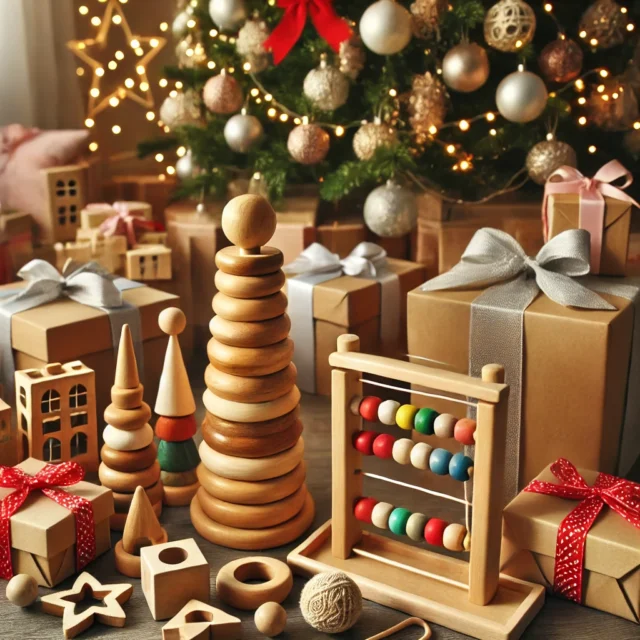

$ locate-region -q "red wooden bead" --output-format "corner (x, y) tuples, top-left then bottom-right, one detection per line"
(155, 415), (197, 442)
(454, 418), (477, 446)
(424, 518), (448, 547)
(359, 396), (382, 422)
(354, 497), (378, 523)
(372, 433), (395, 459)
(353, 430), (378, 456)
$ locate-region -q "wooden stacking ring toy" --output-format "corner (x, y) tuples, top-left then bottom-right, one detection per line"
(110, 500), (161, 531)
(103, 403), (152, 431)
(161, 469), (198, 486)
(207, 338), (294, 377)
(100, 443), (157, 472)
(113, 480), (164, 512)
(98, 460), (161, 492)
(210, 314), (291, 348)
(103, 423), (154, 451)
(215, 245), (283, 276)
(205, 363), (296, 403)
(114, 528), (168, 577)
(216, 557), (293, 610)
(215, 270), (286, 299)
(110, 383), (145, 409)
(205, 408), (299, 439)
(163, 483), (199, 507)
(213, 292), (287, 322)
(203, 387), (301, 424)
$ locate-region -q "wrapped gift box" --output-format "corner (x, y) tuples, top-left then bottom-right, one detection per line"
(103, 175), (176, 223)
(501, 463), (640, 622)
(0, 398), (16, 467)
(270, 191), (320, 265)
(0, 458), (113, 587)
(80, 201), (152, 230)
(0, 210), (34, 282)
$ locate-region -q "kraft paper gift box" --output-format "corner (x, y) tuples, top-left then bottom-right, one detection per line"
(501, 463), (640, 622)
(0, 398), (16, 467)
(0, 210), (34, 282)
(103, 174), (177, 223)
(80, 201), (152, 230)
(0, 458), (113, 587)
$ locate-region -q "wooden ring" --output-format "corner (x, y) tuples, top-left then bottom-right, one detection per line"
(110, 500), (161, 531)
(193, 492), (314, 553)
(100, 443), (157, 472)
(209, 314), (291, 348)
(216, 246), (283, 276)
(110, 384), (145, 410)
(161, 469), (199, 487)
(203, 387), (300, 424)
(114, 526), (169, 578)
(212, 292), (287, 322)
(103, 424), (154, 451)
(215, 270), (285, 299)
(204, 407), (299, 439)
(99, 460), (161, 492)
(196, 485), (307, 529)
(104, 403), (152, 431)
(113, 480), (164, 512)
(207, 338), (294, 377)
(203, 419), (303, 458)
(163, 482), (199, 507)
(205, 363), (296, 403)
(196, 461), (306, 505)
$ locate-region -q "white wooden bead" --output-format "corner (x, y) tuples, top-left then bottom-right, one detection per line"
(443, 523), (467, 552)
(350, 396), (363, 416)
(406, 513), (429, 542)
(371, 502), (394, 529)
(410, 442), (433, 470)
(433, 413), (457, 439)
(377, 400), (400, 425)
(103, 423), (154, 451)
(392, 438), (414, 465)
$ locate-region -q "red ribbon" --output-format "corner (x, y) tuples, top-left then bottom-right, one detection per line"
(263, 0), (352, 65)
(0, 462), (96, 579)
(98, 202), (159, 249)
(524, 458), (640, 604)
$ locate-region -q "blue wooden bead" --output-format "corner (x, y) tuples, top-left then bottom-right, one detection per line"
(449, 453), (474, 482)
(429, 448), (452, 475)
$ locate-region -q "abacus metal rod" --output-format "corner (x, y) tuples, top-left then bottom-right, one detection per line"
(358, 379), (478, 408)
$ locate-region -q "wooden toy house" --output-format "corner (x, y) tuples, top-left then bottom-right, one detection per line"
(0, 398), (15, 466)
(126, 244), (172, 281)
(41, 165), (88, 243)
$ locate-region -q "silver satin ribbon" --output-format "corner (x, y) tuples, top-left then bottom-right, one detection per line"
(284, 242), (401, 393)
(0, 259), (144, 402)
(421, 228), (640, 502)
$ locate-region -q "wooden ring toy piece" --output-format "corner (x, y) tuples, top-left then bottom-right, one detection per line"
(216, 245), (283, 276)
(104, 403), (152, 431)
(209, 314), (291, 349)
(215, 270), (285, 299)
(163, 482), (199, 507)
(103, 423), (154, 451)
(196, 461), (306, 505)
(365, 617), (432, 640)
(212, 291), (287, 322)
(100, 443), (157, 472)
(113, 480), (164, 512)
(199, 438), (304, 481)
(154, 415), (198, 442)
(215, 557), (293, 611)
(203, 387), (300, 424)
(114, 525), (169, 578)
(205, 363), (296, 403)
(99, 460), (161, 492)
(110, 500), (161, 531)
(110, 383), (145, 410)
(207, 338), (294, 377)
(204, 407), (299, 439)
(161, 469), (199, 487)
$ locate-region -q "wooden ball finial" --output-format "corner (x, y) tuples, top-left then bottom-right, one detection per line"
(222, 194), (277, 253)
(159, 307), (186, 336)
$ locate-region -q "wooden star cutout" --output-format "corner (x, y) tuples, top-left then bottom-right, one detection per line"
(40, 572), (134, 639)
(67, 0), (166, 119)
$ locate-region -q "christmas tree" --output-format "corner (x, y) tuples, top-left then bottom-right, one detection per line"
(140, 0), (639, 236)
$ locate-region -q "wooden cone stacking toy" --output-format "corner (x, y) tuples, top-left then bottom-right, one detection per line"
(99, 324), (162, 530)
(155, 307), (200, 506)
(190, 194), (315, 550)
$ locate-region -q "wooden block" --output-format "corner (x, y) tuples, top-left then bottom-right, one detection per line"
(162, 600), (241, 640)
(138, 231), (168, 245)
(141, 538), (210, 620)
(126, 245), (172, 281)
(80, 204), (115, 230)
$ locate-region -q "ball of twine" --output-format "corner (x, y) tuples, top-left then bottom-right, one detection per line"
(300, 571), (362, 634)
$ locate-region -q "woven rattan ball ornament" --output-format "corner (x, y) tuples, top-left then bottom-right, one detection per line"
(484, 0), (536, 53)
(353, 118), (398, 160)
(442, 42), (490, 93)
(364, 179), (418, 238)
(408, 72), (447, 143)
(579, 0), (628, 50)
(526, 138), (577, 185)
(300, 571), (362, 634)
(203, 71), (243, 114)
(339, 35), (366, 81)
(159, 91), (201, 129)
(237, 18), (270, 73)
(303, 56), (350, 112)
(538, 38), (583, 84)
(288, 124), (330, 165)
(411, 0), (447, 38)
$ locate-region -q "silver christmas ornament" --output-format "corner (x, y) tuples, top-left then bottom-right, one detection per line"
(172, 10), (192, 40)
(353, 118), (397, 160)
(287, 124), (330, 165)
(364, 180), (418, 238)
(203, 70), (243, 114)
(237, 19), (270, 73)
(496, 70), (548, 123)
(442, 42), (490, 93)
(484, 0), (536, 53)
(224, 110), (264, 153)
(176, 150), (197, 181)
(360, 0), (413, 56)
(526, 138), (577, 185)
(208, 0), (246, 32)
(303, 56), (350, 112)
(339, 35), (366, 81)
(159, 91), (201, 129)
(408, 72), (447, 143)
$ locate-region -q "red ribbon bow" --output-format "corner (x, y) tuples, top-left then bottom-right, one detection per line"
(263, 0), (352, 65)
(98, 202), (159, 249)
(0, 462), (96, 579)
(524, 458), (640, 604)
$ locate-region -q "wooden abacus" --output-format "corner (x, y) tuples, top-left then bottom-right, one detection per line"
(288, 334), (544, 640)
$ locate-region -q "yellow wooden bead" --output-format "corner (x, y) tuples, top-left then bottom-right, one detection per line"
(395, 404), (419, 430)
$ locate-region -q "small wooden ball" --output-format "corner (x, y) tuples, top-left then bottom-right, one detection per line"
(392, 438), (414, 465)
(222, 194), (277, 249)
(359, 396), (382, 422)
(433, 413), (457, 439)
(255, 601), (287, 637)
(158, 307), (186, 335)
(377, 399), (399, 425)
(6, 574), (38, 607)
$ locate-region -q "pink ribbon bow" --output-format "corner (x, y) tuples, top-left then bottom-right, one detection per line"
(543, 161), (639, 274)
(98, 202), (158, 249)
(0, 124), (40, 175)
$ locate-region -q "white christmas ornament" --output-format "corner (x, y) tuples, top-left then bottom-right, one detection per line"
(176, 150), (196, 181)
(496, 69), (548, 123)
(159, 91), (201, 129)
(364, 180), (418, 238)
(442, 42), (490, 93)
(208, 0), (246, 32)
(303, 56), (350, 112)
(172, 10), (192, 39)
(224, 109), (264, 153)
(360, 0), (413, 56)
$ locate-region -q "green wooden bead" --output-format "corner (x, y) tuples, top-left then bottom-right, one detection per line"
(157, 438), (200, 472)
(388, 508), (412, 536)
(414, 408), (439, 435)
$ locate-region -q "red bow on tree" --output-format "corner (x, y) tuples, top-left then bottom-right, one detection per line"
(524, 458), (640, 603)
(263, 0), (352, 65)
(0, 462), (96, 579)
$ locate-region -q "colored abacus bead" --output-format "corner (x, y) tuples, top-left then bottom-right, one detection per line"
(433, 413), (457, 439)
(388, 508), (412, 536)
(372, 433), (395, 459)
(391, 438), (414, 465)
(371, 502), (394, 529)
(359, 396), (382, 422)
(443, 523), (467, 552)
(449, 452), (474, 482)
(454, 418), (476, 445)
(378, 399), (400, 425)
(349, 395), (363, 416)
(429, 448), (453, 475)
(354, 497), (378, 524)
(410, 442), (433, 470)
(414, 408), (439, 435)
(354, 430), (378, 456)
(424, 518), (448, 547)
(405, 513), (429, 542)
(395, 404), (418, 430)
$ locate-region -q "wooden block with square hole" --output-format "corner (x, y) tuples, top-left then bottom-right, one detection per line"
(162, 600), (241, 640)
(141, 538), (210, 621)
(126, 245), (172, 281)
(190, 195), (314, 551)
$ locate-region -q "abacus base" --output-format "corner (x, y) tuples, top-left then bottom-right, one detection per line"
(287, 521), (544, 640)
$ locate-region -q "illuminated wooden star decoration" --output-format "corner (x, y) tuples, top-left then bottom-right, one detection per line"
(67, 0), (166, 120)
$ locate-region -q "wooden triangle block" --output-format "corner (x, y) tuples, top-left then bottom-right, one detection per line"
(162, 600), (242, 640)
(122, 486), (168, 555)
(115, 324), (141, 390)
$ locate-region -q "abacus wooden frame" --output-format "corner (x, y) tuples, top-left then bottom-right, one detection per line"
(287, 334), (544, 640)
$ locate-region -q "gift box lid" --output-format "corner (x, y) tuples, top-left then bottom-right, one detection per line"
(548, 193), (633, 229)
(0, 458), (114, 558)
(503, 464), (640, 579)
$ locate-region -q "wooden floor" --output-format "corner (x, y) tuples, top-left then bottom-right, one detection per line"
(1, 365), (639, 639)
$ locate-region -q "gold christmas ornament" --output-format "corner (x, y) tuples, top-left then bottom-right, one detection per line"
(526, 138), (577, 185)
(579, 0), (628, 49)
(159, 91), (201, 129)
(410, 0), (447, 38)
(203, 70), (244, 114)
(538, 38), (583, 84)
(408, 72), (448, 143)
(364, 179), (418, 238)
(589, 78), (639, 131)
(287, 123), (330, 165)
(442, 42), (490, 93)
(303, 56), (350, 112)
(339, 35), (366, 81)
(484, 0), (536, 53)
(237, 19), (270, 73)
(353, 118), (398, 160)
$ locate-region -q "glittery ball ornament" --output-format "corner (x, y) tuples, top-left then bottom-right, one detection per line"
(353, 119), (398, 161)
(224, 110), (264, 153)
(159, 91), (201, 129)
(579, 0), (628, 49)
(538, 38), (583, 84)
(303, 57), (350, 112)
(484, 0), (536, 52)
(442, 42), (490, 93)
(288, 124), (330, 165)
(176, 36), (208, 68)
(589, 78), (639, 131)
(496, 70), (548, 123)
(408, 72), (447, 143)
(237, 19), (270, 73)
(410, 0), (447, 38)
(526, 139), (577, 185)
(203, 71), (243, 115)
(339, 35), (366, 81)
(208, 0), (246, 32)
(364, 180), (418, 238)
(360, 0), (413, 56)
